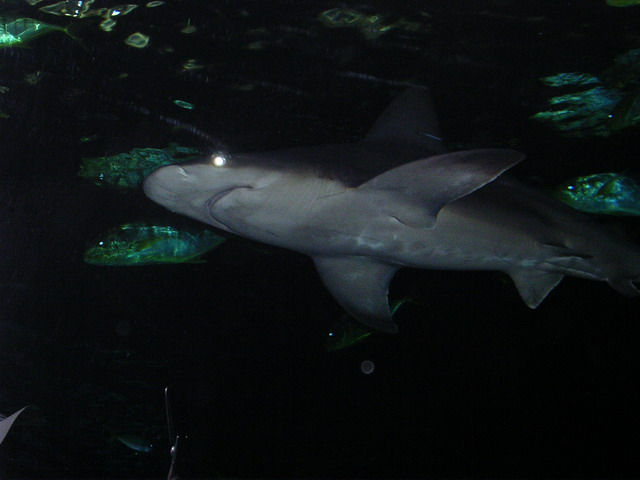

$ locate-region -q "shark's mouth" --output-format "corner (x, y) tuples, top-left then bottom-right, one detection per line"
(208, 187), (240, 207)
(205, 186), (252, 234)
(206, 185), (251, 215)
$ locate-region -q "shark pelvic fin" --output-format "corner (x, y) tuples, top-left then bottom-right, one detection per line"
(508, 269), (564, 308)
(360, 149), (525, 229)
(313, 256), (399, 333)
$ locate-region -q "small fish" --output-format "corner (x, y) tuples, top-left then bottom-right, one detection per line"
(319, 8), (395, 39)
(606, 0), (640, 6)
(0, 16), (76, 48)
(530, 86), (623, 137)
(124, 31), (149, 48)
(326, 296), (414, 352)
(326, 315), (374, 352)
(173, 99), (195, 110)
(116, 434), (153, 453)
(608, 87), (640, 132)
(84, 222), (226, 266)
(540, 72), (600, 88)
(554, 172), (640, 216)
(78, 145), (200, 188)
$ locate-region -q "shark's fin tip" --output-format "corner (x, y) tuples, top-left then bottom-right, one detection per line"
(313, 255), (399, 333)
(360, 148), (524, 229)
(509, 269), (564, 309)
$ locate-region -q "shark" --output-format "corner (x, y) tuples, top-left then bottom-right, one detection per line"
(143, 88), (640, 333)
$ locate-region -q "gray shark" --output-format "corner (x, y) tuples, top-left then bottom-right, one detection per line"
(143, 88), (640, 333)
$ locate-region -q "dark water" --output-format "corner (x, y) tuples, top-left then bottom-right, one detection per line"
(1, 0), (640, 478)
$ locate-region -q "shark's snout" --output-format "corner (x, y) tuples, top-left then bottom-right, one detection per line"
(156, 164), (192, 183)
(143, 165), (191, 207)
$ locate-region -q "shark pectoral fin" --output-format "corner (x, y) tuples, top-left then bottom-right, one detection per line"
(508, 269), (564, 308)
(361, 149), (525, 228)
(313, 256), (399, 333)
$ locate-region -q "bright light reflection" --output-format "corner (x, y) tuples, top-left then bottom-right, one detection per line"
(212, 155), (226, 167)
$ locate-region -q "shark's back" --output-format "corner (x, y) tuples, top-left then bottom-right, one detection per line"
(233, 87), (447, 188)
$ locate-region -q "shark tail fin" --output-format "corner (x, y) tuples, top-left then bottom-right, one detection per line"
(592, 233), (640, 298)
(518, 228), (640, 306)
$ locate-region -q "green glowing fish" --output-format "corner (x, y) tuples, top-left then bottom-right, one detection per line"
(608, 87), (640, 132)
(78, 144), (201, 189)
(84, 222), (226, 266)
(326, 315), (374, 352)
(325, 296), (414, 352)
(0, 16), (76, 48)
(540, 72), (600, 88)
(606, 0), (640, 6)
(319, 8), (396, 40)
(554, 172), (640, 216)
(173, 99), (195, 110)
(530, 86), (623, 137)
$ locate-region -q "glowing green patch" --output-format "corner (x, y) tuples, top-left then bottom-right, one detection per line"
(173, 99), (195, 110)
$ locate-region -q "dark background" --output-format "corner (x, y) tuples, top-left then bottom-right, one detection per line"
(1, 0), (639, 478)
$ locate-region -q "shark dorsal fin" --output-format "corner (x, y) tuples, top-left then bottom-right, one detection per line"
(364, 87), (445, 153)
(360, 149), (525, 229)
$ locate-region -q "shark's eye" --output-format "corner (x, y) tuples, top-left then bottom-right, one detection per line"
(210, 154), (227, 167)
